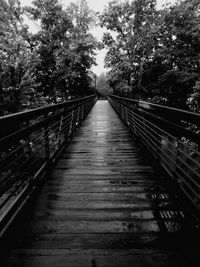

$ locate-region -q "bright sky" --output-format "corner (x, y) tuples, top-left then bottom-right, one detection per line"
(21, 0), (176, 76)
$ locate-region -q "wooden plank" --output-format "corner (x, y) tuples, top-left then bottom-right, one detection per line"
(32, 210), (156, 221)
(2, 100), (200, 267)
(3, 249), (195, 267)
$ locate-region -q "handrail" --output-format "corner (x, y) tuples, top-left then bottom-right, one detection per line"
(109, 95), (200, 125)
(0, 94), (97, 236)
(0, 95), (96, 139)
(108, 95), (200, 144)
(108, 95), (200, 210)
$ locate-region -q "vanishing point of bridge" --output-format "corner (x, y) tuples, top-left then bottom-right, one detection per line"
(0, 96), (200, 266)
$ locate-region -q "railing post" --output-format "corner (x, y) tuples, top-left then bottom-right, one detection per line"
(175, 139), (180, 182)
(25, 120), (32, 158)
(44, 113), (50, 160)
(57, 114), (64, 149)
(132, 111), (137, 135)
(121, 102), (124, 120)
(69, 109), (74, 135)
(77, 105), (81, 125)
(81, 104), (84, 120)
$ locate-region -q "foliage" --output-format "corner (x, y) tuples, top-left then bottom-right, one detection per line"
(101, 0), (158, 95)
(101, 0), (200, 110)
(0, 0), (30, 113)
(25, 0), (98, 101)
(0, 0), (98, 115)
(157, 70), (197, 108)
(188, 81), (200, 112)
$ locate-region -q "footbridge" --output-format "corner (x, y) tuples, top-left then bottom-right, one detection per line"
(0, 95), (200, 266)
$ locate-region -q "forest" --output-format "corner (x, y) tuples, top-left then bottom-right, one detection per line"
(101, 0), (200, 111)
(0, 0), (99, 115)
(1, 0), (200, 115)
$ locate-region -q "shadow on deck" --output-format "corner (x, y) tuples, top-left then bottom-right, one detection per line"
(1, 100), (200, 267)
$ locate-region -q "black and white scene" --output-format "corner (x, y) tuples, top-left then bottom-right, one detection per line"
(0, 0), (200, 266)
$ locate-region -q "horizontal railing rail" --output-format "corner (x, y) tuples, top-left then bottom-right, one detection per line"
(0, 94), (97, 235)
(108, 95), (200, 210)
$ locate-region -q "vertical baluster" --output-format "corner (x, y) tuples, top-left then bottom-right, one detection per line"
(74, 106), (78, 127)
(126, 103), (130, 126)
(63, 107), (70, 140)
(81, 103), (84, 120)
(69, 108), (74, 136)
(77, 105), (81, 125)
(121, 103), (124, 120)
(132, 110), (137, 135)
(25, 120), (33, 183)
(26, 120), (32, 159)
(57, 114), (64, 149)
(44, 112), (50, 160)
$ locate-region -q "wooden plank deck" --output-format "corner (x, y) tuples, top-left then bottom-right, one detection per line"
(1, 100), (200, 266)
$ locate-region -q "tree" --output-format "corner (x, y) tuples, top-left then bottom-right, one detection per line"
(65, 0), (99, 97)
(100, 0), (158, 97)
(149, 0), (200, 108)
(25, 0), (98, 101)
(0, 0), (99, 114)
(100, 0), (134, 90)
(0, 0), (30, 113)
(100, 0), (200, 109)
(24, 0), (72, 102)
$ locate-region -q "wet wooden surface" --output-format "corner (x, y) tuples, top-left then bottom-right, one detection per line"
(2, 100), (200, 267)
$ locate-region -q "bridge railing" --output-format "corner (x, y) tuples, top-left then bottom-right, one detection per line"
(0, 95), (96, 234)
(108, 95), (200, 210)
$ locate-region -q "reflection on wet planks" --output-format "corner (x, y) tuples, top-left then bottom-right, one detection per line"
(2, 100), (200, 267)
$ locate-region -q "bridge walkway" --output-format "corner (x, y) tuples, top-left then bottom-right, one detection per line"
(1, 100), (200, 267)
